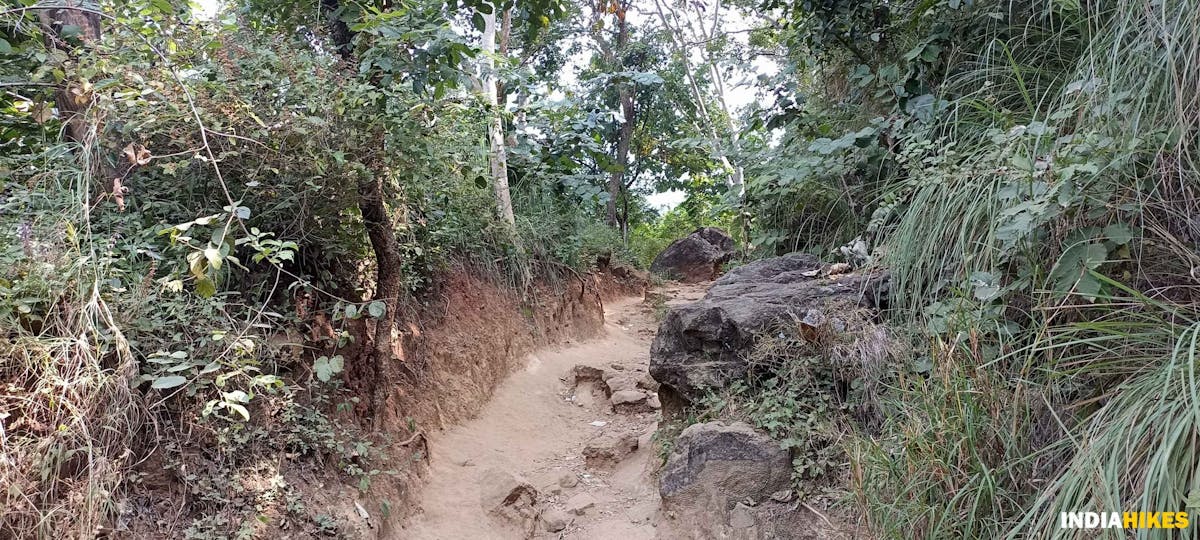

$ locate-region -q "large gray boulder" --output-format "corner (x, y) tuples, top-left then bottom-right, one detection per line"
(660, 421), (792, 502)
(659, 421), (812, 539)
(650, 227), (736, 283)
(650, 253), (888, 405)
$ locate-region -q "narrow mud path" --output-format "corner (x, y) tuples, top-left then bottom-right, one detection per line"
(398, 285), (705, 539)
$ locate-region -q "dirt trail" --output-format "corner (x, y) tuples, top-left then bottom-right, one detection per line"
(398, 285), (706, 539)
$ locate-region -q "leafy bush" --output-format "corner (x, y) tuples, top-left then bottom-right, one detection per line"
(740, 0), (1200, 537)
(0, 1), (630, 536)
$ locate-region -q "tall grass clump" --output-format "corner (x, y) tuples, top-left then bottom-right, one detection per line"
(849, 344), (1046, 538)
(843, 0), (1200, 537)
(1016, 317), (1200, 539)
(1010, 1), (1200, 536)
(1, 144), (147, 538)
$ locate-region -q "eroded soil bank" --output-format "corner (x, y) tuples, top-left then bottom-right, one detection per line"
(119, 268), (643, 538)
(398, 285), (705, 539)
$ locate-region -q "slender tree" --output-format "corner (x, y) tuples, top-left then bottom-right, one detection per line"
(589, 0), (635, 234)
(479, 2), (517, 227)
(650, 0), (743, 193)
(319, 0), (404, 412)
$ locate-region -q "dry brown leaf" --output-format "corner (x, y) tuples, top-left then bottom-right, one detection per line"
(68, 83), (91, 106)
(31, 102), (53, 124)
(122, 143), (152, 166)
(111, 177), (128, 211)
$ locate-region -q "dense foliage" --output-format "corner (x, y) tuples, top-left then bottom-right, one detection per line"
(0, 0), (739, 534)
(737, 1), (1200, 538)
(4, 0), (1200, 537)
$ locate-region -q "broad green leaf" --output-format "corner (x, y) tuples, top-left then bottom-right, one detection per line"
(1049, 243), (1109, 298)
(315, 354), (345, 382)
(1103, 223), (1134, 245)
(969, 271), (1002, 302)
(1186, 488), (1200, 509)
(204, 245), (222, 270)
(152, 375), (188, 389)
(226, 403), (250, 421)
(315, 356), (333, 382)
(368, 300), (386, 318)
(187, 251), (206, 278)
(1075, 271), (1103, 301)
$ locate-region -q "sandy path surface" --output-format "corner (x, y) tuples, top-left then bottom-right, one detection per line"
(397, 286), (705, 539)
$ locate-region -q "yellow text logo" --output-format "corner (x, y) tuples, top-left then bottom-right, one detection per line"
(1059, 512), (1190, 529)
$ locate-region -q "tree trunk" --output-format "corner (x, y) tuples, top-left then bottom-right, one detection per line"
(320, 0), (356, 60)
(605, 10), (633, 230)
(499, 8), (521, 148)
(510, 89), (527, 147)
(38, 0), (101, 145)
(321, 0), (405, 415)
(497, 8), (512, 99)
(358, 172), (403, 367)
(620, 176), (631, 242)
(608, 86), (634, 230)
(481, 8), (516, 227)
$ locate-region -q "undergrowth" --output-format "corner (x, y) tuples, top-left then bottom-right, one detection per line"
(0, 2), (636, 538)
(688, 307), (902, 502)
(722, 0), (1200, 537)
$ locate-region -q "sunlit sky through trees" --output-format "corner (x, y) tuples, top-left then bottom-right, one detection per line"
(190, 0), (774, 210)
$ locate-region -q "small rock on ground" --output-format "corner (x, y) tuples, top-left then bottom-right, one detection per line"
(565, 492), (598, 516)
(646, 394), (662, 410)
(542, 510), (569, 532)
(583, 432), (639, 469)
(478, 468), (540, 535)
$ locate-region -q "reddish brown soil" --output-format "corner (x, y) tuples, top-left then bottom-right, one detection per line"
(323, 267), (645, 536)
(397, 284), (705, 540)
(117, 267), (642, 539)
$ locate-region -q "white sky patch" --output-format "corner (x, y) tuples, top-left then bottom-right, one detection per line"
(646, 189), (687, 211)
(193, 0), (221, 20)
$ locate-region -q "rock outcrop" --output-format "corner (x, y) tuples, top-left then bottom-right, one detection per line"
(650, 253), (888, 405)
(582, 431), (640, 469)
(660, 421), (792, 502)
(650, 227), (736, 283)
(569, 363), (662, 414)
(659, 421), (818, 539)
(609, 389), (653, 413)
(478, 468), (540, 536)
